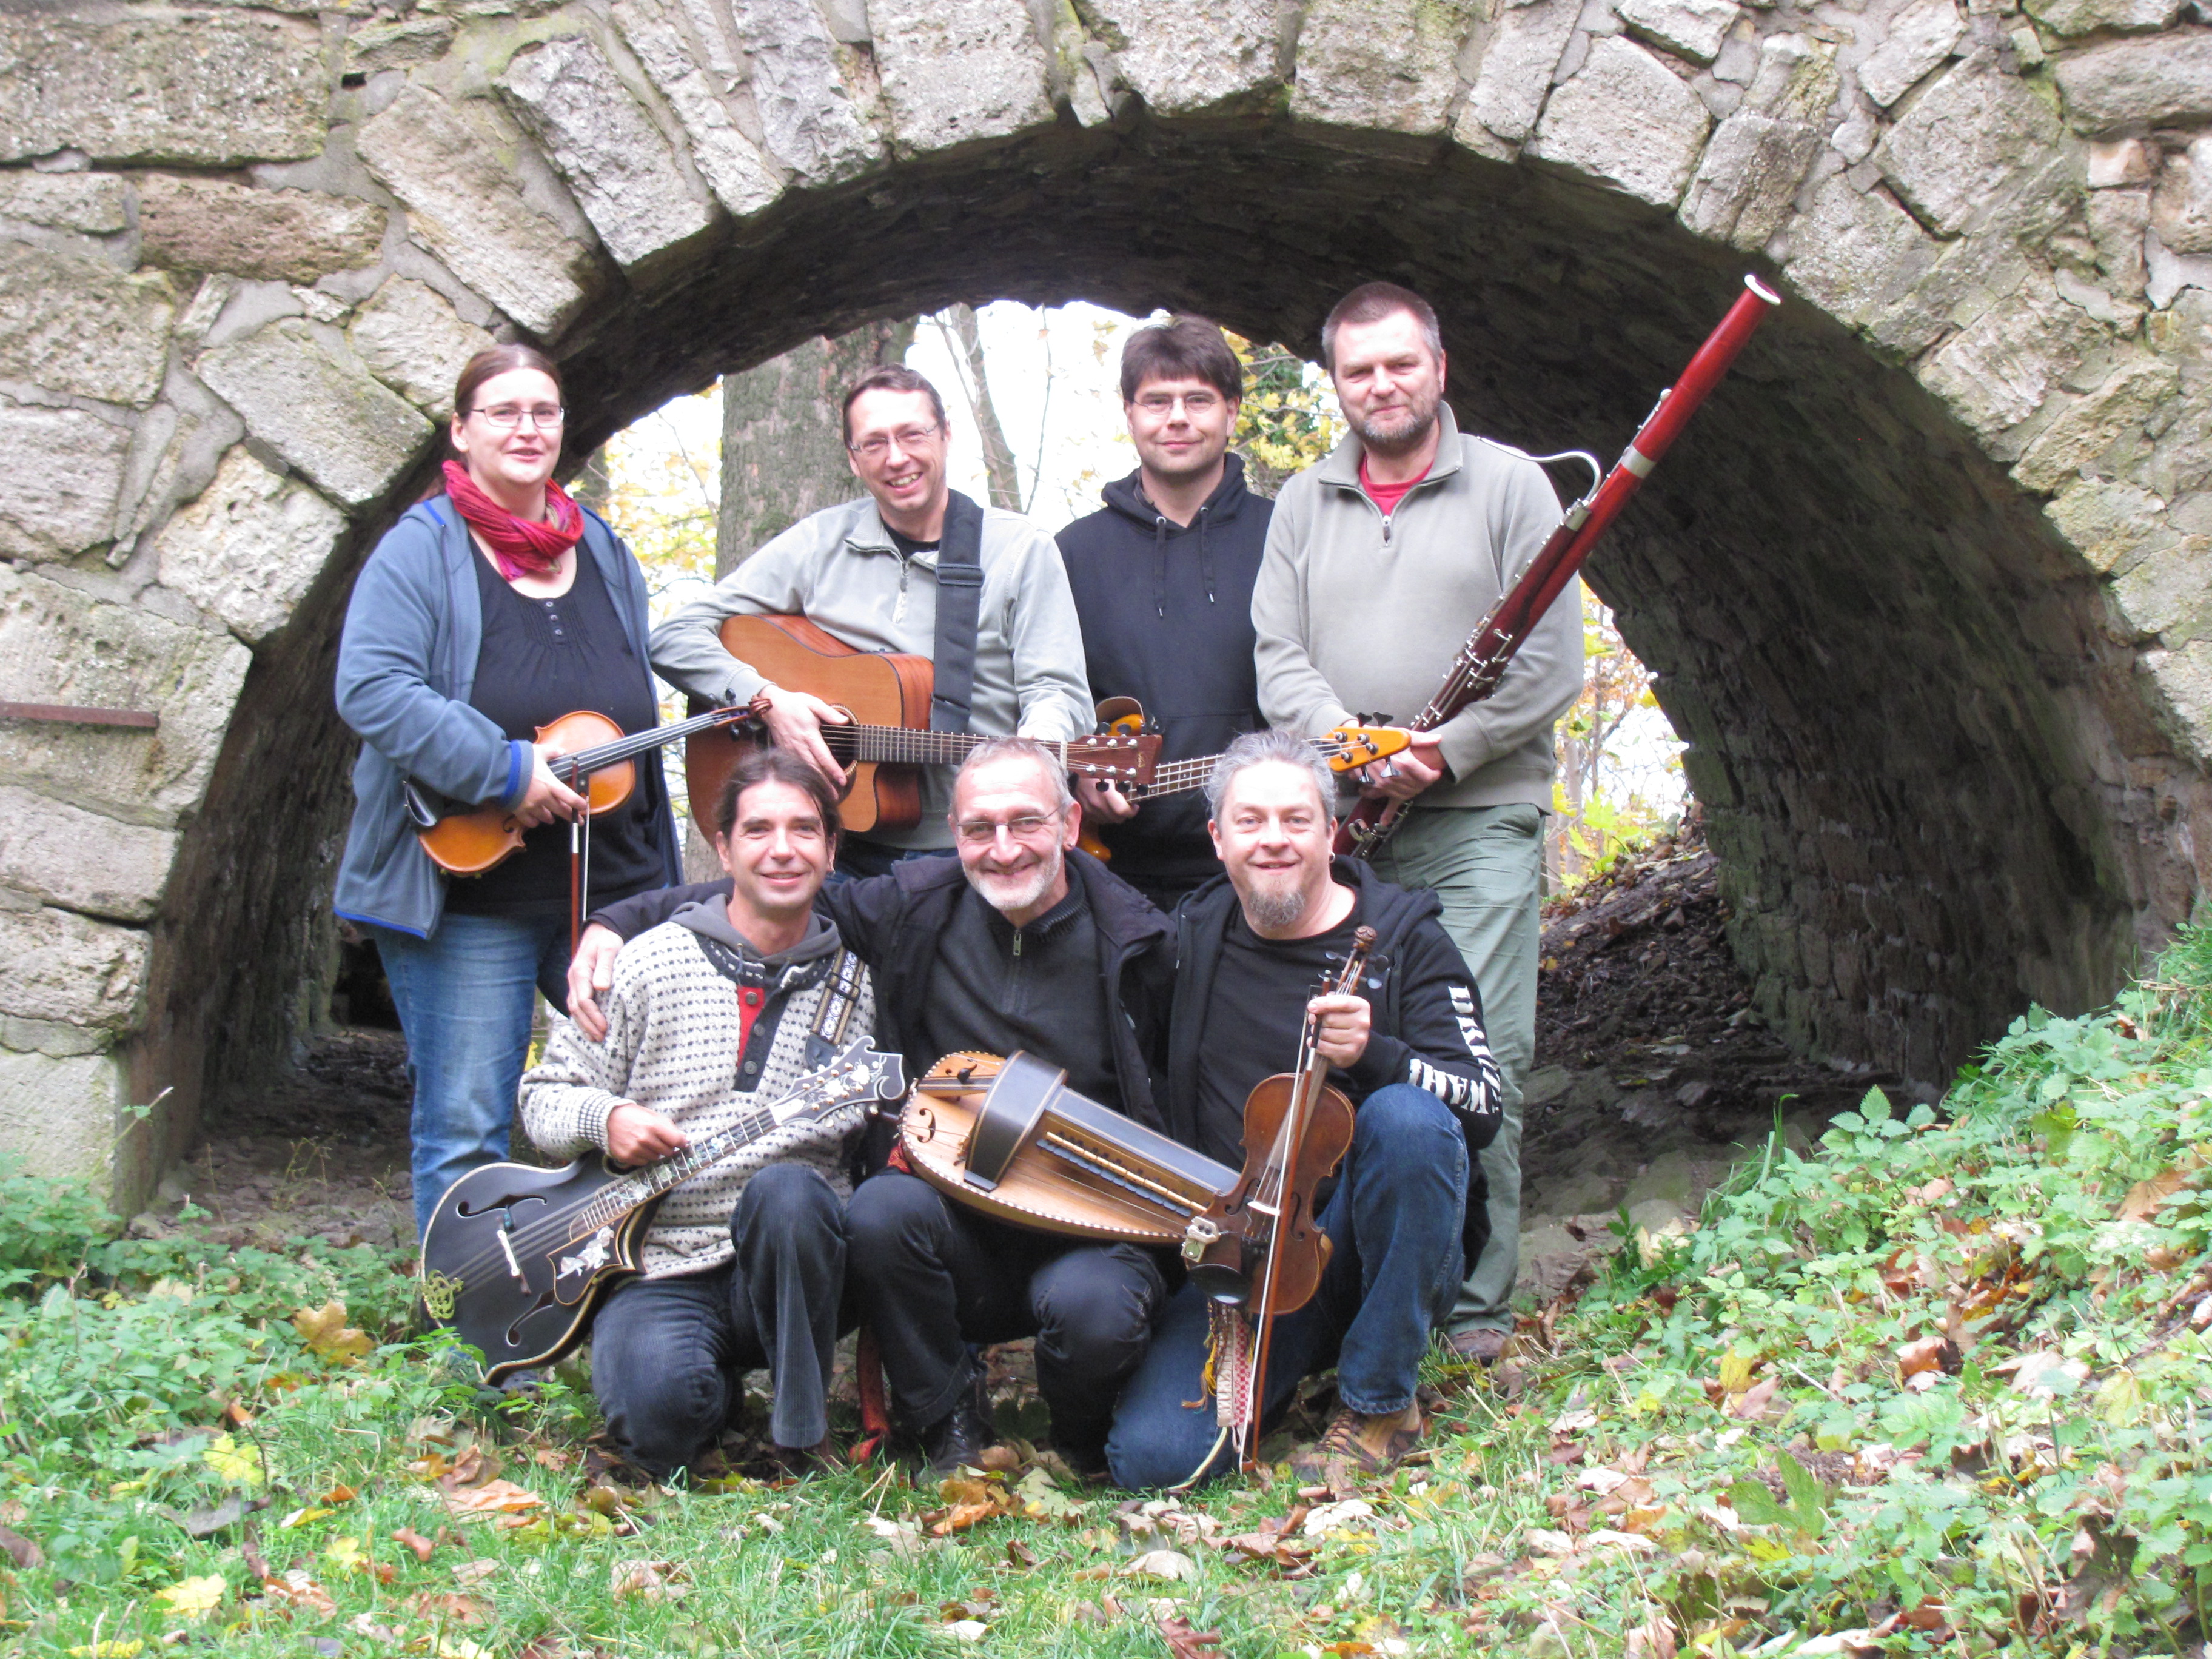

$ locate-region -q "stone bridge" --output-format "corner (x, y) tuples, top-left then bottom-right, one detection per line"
(1, 0), (2204, 1205)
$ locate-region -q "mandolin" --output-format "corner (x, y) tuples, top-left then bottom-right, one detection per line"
(683, 614), (1161, 834)
(409, 703), (751, 875)
(418, 1039), (905, 1384)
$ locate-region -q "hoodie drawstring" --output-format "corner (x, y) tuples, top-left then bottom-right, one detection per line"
(1198, 507), (1218, 606)
(1153, 514), (1168, 619)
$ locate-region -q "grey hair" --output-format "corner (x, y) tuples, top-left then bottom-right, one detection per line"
(1320, 281), (1443, 372)
(953, 736), (1075, 814)
(1204, 728), (1334, 822)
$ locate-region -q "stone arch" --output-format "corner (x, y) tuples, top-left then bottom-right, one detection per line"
(1, 0), (2205, 1204)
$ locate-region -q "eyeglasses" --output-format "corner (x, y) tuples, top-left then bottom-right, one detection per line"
(1133, 392), (1224, 415)
(470, 404), (566, 431)
(953, 811), (1062, 846)
(848, 424), (942, 461)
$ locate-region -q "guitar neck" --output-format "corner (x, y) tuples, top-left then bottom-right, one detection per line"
(823, 725), (999, 766)
(569, 1094), (786, 1236)
(1135, 734), (1371, 800)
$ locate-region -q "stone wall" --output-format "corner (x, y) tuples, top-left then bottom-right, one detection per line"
(1, 0), (2207, 1205)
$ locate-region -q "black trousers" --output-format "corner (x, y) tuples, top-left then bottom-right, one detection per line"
(844, 1170), (1168, 1458)
(589, 1164), (848, 1476)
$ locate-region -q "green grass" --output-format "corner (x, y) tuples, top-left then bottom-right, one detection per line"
(17, 926), (2212, 1654)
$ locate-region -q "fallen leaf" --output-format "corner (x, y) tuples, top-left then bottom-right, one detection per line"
(392, 1527), (437, 1564)
(451, 1558), (501, 1586)
(263, 1570), (338, 1616)
(324, 1536), (366, 1573)
(323, 1484), (357, 1504)
(182, 1496), (249, 1538)
(1006, 1539), (1036, 1568)
(1625, 1611), (1677, 1659)
(1584, 1529), (1660, 1554)
(1896, 1333), (1958, 1383)
(441, 1479), (546, 1522)
(1013, 1466), (1084, 1520)
(1120, 1548), (1199, 1581)
(1729, 1376), (1781, 1419)
(2002, 1351), (2090, 1398)
(611, 1559), (689, 1601)
(412, 1591), (492, 1624)
(1301, 1499), (1375, 1537)
(201, 1433), (265, 1489)
(153, 1574), (227, 1620)
(1526, 1529), (1577, 1557)
(928, 1501), (1003, 1537)
(531, 1446), (574, 1471)
(1157, 1612), (1225, 1657)
(2121, 1167), (2193, 1224)
(0, 1526), (44, 1569)
(292, 1301), (374, 1364)
(946, 1620), (989, 1643)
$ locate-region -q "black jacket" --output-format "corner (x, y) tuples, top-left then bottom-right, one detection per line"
(1056, 456), (1272, 889)
(1166, 857), (1504, 1265)
(587, 849), (1176, 1136)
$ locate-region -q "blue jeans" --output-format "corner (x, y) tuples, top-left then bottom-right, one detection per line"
(589, 1165), (850, 1474)
(1105, 1084), (1468, 1490)
(375, 912), (572, 1238)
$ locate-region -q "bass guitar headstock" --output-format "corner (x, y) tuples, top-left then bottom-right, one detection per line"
(779, 1040), (908, 1126)
(1320, 726), (1413, 772)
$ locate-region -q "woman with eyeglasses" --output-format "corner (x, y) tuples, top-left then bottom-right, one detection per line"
(334, 344), (681, 1245)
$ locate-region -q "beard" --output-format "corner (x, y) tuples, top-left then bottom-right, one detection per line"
(968, 845), (1064, 918)
(1239, 873), (1310, 933)
(1350, 389), (1441, 458)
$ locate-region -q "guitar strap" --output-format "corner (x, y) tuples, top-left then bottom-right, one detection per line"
(803, 947), (868, 1065)
(928, 489), (987, 734)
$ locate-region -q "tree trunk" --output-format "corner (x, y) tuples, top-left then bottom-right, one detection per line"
(716, 318), (916, 579)
(939, 303), (1023, 512)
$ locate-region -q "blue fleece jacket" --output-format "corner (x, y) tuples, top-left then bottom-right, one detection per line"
(332, 496), (680, 938)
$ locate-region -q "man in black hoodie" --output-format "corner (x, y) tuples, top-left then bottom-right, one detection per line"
(1057, 317), (1270, 911)
(568, 740), (1175, 1478)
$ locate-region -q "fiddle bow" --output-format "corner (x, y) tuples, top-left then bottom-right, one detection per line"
(1188, 925), (1378, 1476)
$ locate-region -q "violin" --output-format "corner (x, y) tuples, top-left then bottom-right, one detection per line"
(1188, 924), (1378, 1470)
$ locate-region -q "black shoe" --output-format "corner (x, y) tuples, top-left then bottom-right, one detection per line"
(919, 1374), (999, 1478)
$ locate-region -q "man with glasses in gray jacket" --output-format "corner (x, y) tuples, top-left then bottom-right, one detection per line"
(650, 365), (1094, 878)
(1252, 283), (1586, 1368)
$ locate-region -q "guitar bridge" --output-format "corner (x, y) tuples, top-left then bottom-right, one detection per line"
(497, 1225), (525, 1284)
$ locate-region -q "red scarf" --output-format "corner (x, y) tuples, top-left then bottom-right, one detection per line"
(442, 459), (584, 581)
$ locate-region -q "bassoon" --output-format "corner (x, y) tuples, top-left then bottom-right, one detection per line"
(1335, 274), (1781, 859)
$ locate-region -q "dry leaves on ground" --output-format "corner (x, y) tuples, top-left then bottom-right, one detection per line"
(1158, 1612), (1225, 1656)
(609, 1559), (689, 1602)
(292, 1301), (374, 1364)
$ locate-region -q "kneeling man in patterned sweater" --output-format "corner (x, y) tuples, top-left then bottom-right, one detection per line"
(520, 748), (873, 1478)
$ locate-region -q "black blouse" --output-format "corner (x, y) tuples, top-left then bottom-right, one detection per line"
(443, 546), (666, 919)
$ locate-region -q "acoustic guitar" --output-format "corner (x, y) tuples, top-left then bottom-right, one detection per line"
(682, 614), (1161, 834)
(418, 1039), (905, 1384)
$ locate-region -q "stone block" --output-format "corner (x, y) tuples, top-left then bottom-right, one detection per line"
(0, 566), (250, 828)
(1783, 174), (1939, 330)
(2013, 355), (2179, 493)
(1291, 0), (1478, 133)
(1874, 54), (2061, 238)
(0, 785), (176, 923)
(2154, 135), (2212, 256)
(349, 276), (494, 418)
(1524, 1064), (1574, 1108)
(2090, 187), (2151, 299)
(1678, 110), (1822, 250)
(0, 172), (127, 234)
(1741, 32), (1840, 124)
(0, 13), (326, 167)
(137, 175), (385, 286)
(0, 1047), (123, 1185)
(1461, 0), (1583, 146)
(0, 404), (131, 560)
(870, 0), (1054, 151)
(1855, 0), (1963, 109)
(1916, 274), (2103, 441)
(154, 447), (344, 645)
(345, 16), (458, 76)
(1081, 0), (1279, 117)
(198, 321), (432, 511)
(0, 242), (175, 408)
(612, 0), (793, 210)
(2047, 478), (2175, 573)
(1615, 0), (1741, 65)
(0, 905), (147, 1033)
(2056, 35), (2212, 133)
(2024, 0), (2183, 36)
(500, 35), (719, 275)
(357, 85), (600, 341)
(2088, 138), (2157, 189)
(1530, 35), (1713, 209)
(719, 0), (883, 183)
(2113, 534), (2212, 643)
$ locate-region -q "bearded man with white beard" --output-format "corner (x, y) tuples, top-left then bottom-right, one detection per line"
(568, 739), (1176, 1478)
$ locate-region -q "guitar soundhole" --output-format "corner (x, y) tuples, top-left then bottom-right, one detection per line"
(504, 1293), (557, 1348)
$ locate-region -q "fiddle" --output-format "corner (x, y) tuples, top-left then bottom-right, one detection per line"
(1187, 924), (1377, 1470)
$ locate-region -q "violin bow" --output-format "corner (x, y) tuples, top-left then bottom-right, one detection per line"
(1236, 927), (1378, 1472)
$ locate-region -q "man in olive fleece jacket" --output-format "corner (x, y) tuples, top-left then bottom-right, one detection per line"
(1252, 282), (1585, 1358)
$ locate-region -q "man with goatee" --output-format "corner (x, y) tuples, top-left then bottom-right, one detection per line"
(1251, 281), (1586, 1369)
